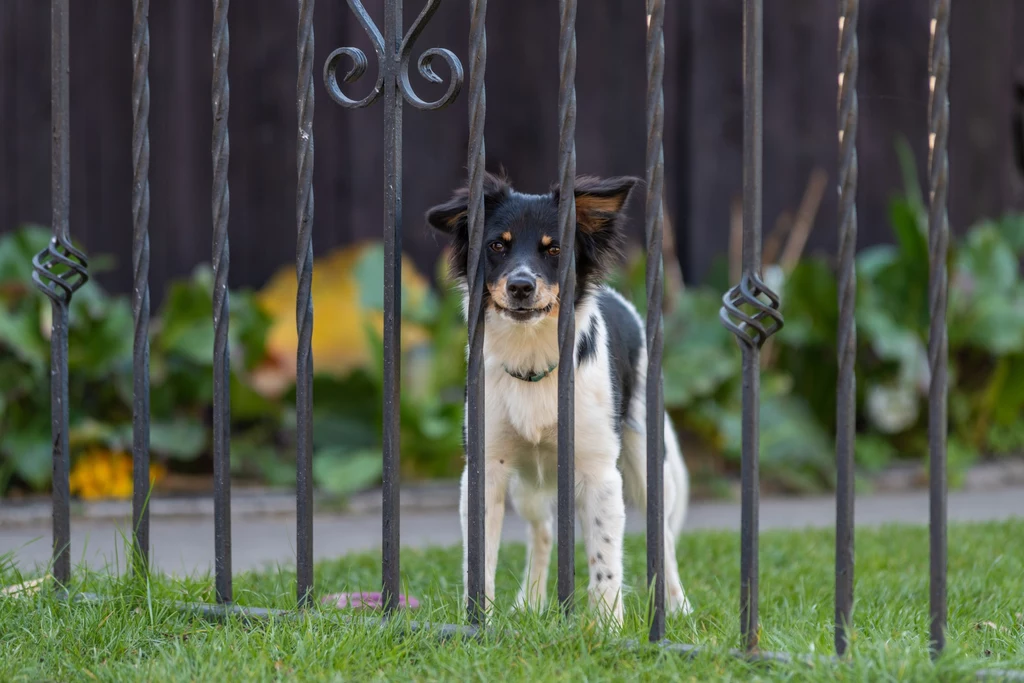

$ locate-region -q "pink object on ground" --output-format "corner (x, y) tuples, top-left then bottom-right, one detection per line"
(321, 591), (420, 610)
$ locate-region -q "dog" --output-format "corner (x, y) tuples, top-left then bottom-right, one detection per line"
(426, 171), (692, 627)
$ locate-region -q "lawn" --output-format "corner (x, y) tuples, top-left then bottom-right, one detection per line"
(1, 520), (1022, 682)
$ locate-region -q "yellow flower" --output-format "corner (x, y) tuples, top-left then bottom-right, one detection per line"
(69, 448), (167, 501)
(250, 242), (432, 398)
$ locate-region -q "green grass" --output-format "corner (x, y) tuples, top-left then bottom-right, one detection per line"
(2, 520), (1023, 682)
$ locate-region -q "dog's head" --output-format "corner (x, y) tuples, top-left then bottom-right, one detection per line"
(426, 171), (639, 324)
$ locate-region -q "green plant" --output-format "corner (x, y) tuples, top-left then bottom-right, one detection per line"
(608, 138), (1024, 493)
(0, 227), (275, 495)
(224, 245), (469, 497)
(5, 139), (1024, 500)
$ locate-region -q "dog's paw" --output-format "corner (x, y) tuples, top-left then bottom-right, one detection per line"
(588, 590), (624, 631)
(513, 590), (546, 615)
(667, 587), (693, 616)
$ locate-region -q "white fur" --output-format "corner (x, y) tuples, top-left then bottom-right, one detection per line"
(458, 284), (692, 627)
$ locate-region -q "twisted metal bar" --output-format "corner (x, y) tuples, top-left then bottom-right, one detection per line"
(644, 0), (666, 643)
(296, 0), (315, 609)
(555, 0), (578, 617)
(464, 0), (488, 625)
(718, 0), (783, 653)
(131, 0), (152, 579)
(211, 0), (233, 605)
(34, 0), (88, 588)
(835, 0), (858, 657)
(324, 0), (463, 616)
(927, 0), (950, 657)
(379, 0), (403, 617)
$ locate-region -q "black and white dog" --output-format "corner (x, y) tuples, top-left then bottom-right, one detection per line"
(426, 171), (691, 626)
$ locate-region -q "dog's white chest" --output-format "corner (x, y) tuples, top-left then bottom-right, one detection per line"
(491, 370), (558, 446)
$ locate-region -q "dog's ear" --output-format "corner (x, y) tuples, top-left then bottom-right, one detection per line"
(552, 176), (640, 285)
(552, 176), (642, 235)
(425, 171), (512, 235)
(573, 176), (641, 234)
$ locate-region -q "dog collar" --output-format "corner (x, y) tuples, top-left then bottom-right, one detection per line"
(504, 361), (558, 383)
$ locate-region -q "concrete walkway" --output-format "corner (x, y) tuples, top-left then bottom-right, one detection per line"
(2, 487), (1022, 576)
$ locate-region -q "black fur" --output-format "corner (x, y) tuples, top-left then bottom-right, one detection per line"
(576, 314), (599, 366)
(597, 289), (643, 437)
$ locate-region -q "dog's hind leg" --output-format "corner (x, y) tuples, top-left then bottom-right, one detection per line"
(510, 477), (554, 612)
(620, 413), (693, 616)
(575, 447), (627, 628)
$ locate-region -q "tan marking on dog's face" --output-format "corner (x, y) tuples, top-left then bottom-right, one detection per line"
(541, 235), (553, 247)
(501, 231), (512, 243)
(542, 283), (561, 318)
(487, 278), (560, 319)
(487, 276), (511, 309)
(535, 281), (558, 304)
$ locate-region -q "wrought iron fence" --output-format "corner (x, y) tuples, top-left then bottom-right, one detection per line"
(26, 0), (1019, 672)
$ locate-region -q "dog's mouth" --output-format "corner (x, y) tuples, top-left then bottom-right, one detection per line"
(494, 302), (554, 322)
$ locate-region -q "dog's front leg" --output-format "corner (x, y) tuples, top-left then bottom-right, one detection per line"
(459, 459), (509, 616)
(576, 459), (626, 628)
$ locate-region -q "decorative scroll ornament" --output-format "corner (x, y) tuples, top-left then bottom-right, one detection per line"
(324, 0), (463, 111)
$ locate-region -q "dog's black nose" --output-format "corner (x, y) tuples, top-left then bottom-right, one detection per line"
(507, 277), (535, 300)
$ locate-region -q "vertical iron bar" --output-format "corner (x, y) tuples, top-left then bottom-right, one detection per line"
(211, 0), (233, 605)
(131, 0), (152, 579)
(49, 0), (72, 588)
(296, 0), (315, 608)
(835, 0), (858, 657)
(555, 0), (578, 616)
(644, 0), (666, 643)
(465, 0), (488, 624)
(927, 0), (950, 657)
(739, 0), (763, 653)
(381, 0), (403, 615)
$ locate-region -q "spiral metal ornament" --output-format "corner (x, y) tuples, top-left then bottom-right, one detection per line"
(399, 0), (463, 110)
(324, 0), (463, 111)
(720, 272), (783, 349)
(323, 0), (385, 109)
(32, 237), (89, 306)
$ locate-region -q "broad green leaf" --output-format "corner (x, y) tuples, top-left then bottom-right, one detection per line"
(150, 417), (208, 460)
(0, 306), (48, 367)
(1, 422), (52, 489)
(313, 448), (383, 496)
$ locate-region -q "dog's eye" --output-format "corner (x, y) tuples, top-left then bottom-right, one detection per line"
(489, 241), (505, 253)
(547, 246), (560, 256)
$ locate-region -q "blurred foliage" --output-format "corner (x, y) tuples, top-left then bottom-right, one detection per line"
(610, 140), (1024, 492)
(0, 232), (466, 499)
(3, 145), (1024, 498)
